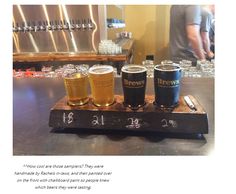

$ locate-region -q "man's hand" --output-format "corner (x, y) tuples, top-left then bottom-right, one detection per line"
(207, 51), (214, 59)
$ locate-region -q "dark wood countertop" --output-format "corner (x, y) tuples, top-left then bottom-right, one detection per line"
(13, 77), (214, 155)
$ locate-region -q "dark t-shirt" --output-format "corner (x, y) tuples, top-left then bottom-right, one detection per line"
(209, 19), (215, 43)
(169, 5), (201, 63)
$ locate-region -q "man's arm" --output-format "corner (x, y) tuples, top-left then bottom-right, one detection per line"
(201, 31), (214, 59)
(186, 25), (206, 60)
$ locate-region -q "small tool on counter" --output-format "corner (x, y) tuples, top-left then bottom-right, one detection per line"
(184, 95), (197, 111)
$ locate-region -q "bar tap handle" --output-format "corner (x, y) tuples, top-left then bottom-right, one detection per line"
(56, 20), (62, 30)
(22, 22), (25, 33)
(45, 21), (50, 31)
(75, 19), (81, 30)
(27, 21), (33, 31)
(82, 19), (87, 30)
(36, 21), (40, 32)
(40, 21), (46, 31)
(16, 22), (23, 32)
(49, 21), (52, 30)
(33, 21), (38, 32)
(28, 21), (34, 32)
(63, 19), (69, 30)
(23, 22), (29, 33)
(50, 21), (56, 31)
(54, 20), (58, 28)
(59, 20), (63, 30)
(88, 18), (93, 30)
(47, 21), (52, 30)
(13, 22), (18, 33)
(52, 20), (57, 31)
(71, 19), (76, 30)
(39, 21), (42, 31)
(66, 21), (70, 31)
(58, 20), (62, 30)
(37, 21), (42, 31)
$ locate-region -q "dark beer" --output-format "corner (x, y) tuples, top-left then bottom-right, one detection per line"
(154, 64), (182, 107)
(121, 65), (147, 109)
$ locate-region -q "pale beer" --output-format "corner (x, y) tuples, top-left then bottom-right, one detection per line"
(64, 72), (89, 106)
(88, 65), (114, 106)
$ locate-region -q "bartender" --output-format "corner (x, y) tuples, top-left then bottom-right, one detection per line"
(169, 5), (205, 65)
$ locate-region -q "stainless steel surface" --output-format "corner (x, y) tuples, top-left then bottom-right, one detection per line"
(13, 77), (214, 155)
(13, 5), (101, 53)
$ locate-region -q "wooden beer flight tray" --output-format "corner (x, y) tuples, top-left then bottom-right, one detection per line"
(49, 95), (208, 134)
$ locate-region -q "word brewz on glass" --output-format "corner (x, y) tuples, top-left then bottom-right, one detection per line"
(154, 64), (182, 108)
(121, 65), (147, 109)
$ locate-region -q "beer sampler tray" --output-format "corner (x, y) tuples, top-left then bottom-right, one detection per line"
(49, 95), (208, 134)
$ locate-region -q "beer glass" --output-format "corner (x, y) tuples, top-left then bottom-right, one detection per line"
(121, 65), (147, 109)
(63, 65), (89, 106)
(154, 64), (182, 107)
(88, 65), (114, 106)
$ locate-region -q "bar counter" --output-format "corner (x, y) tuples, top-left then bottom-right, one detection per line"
(13, 77), (214, 155)
(13, 52), (127, 62)
(13, 39), (134, 63)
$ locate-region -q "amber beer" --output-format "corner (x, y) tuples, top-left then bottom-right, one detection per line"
(88, 65), (114, 106)
(154, 64), (182, 107)
(121, 65), (147, 109)
(64, 73), (89, 106)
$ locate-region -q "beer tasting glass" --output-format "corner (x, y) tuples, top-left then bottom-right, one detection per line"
(63, 65), (89, 106)
(121, 65), (147, 109)
(88, 65), (115, 106)
(154, 64), (182, 108)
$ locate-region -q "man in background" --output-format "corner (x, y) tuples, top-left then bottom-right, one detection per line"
(201, 5), (215, 59)
(169, 5), (205, 65)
